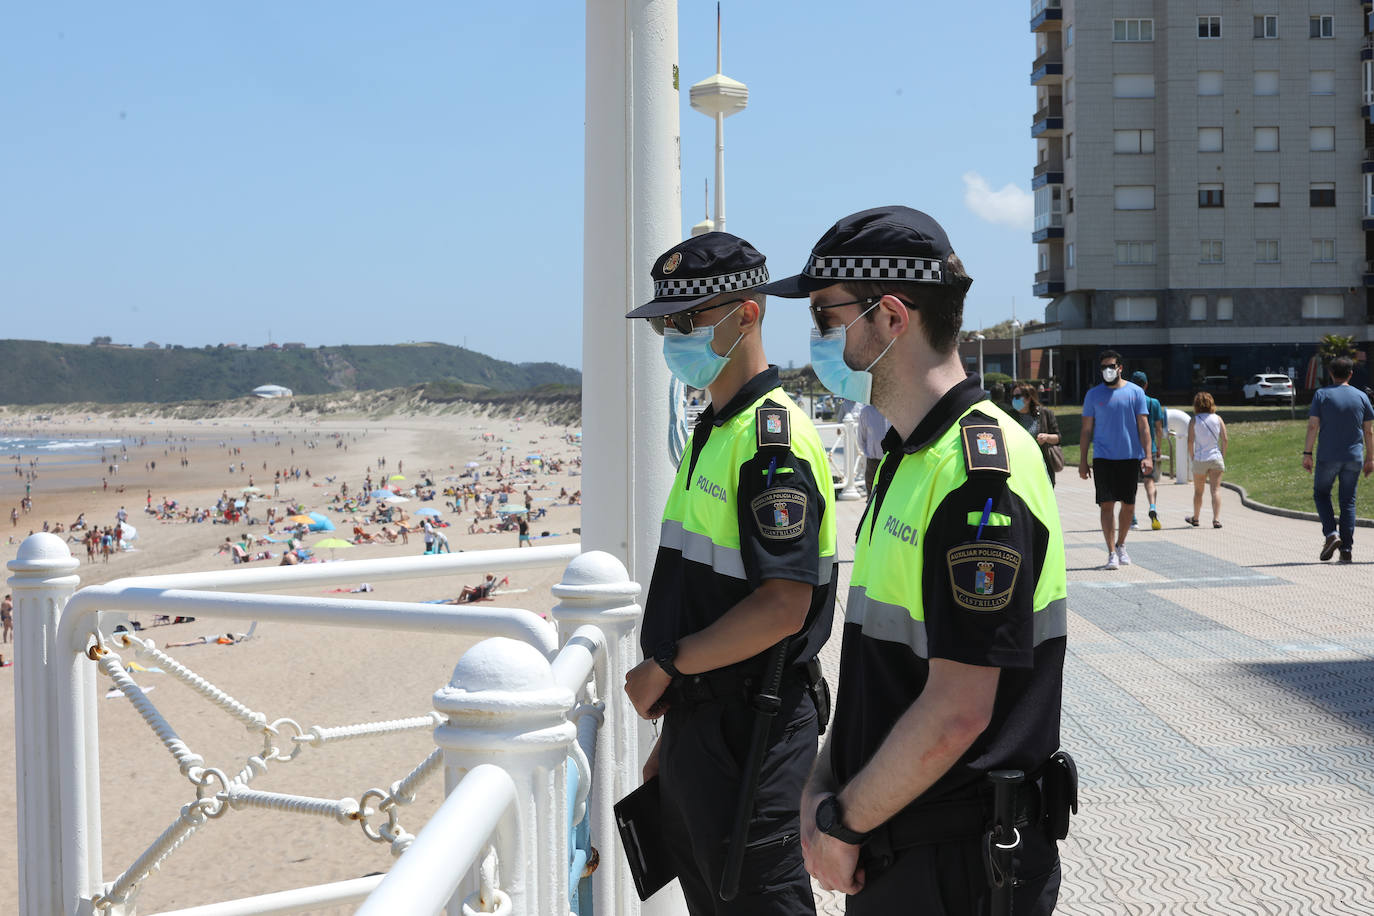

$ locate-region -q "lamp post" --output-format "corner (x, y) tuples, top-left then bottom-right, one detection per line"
(972, 333), (986, 384)
(1010, 320), (1022, 383)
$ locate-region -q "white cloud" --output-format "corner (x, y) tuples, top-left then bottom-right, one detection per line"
(961, 171), (1033, 229)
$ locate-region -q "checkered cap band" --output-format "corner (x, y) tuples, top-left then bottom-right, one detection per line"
(653, 265), (769, 300)
(804, 255), (944, 283)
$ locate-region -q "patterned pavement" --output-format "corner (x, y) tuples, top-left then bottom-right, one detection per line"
(811, 472), (1374, 914)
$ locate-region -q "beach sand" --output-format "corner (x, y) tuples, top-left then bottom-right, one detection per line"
(0, 409), (584, 912)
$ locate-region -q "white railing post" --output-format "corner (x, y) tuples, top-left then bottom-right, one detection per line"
(8, 532), (93, 915)
(551, 551), (643, 916)
(433, 637), (577, 916)
(837, 414), (864, 501)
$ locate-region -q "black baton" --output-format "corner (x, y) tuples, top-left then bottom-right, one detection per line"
(984, 769), (1025, 916)
(718, 638), (790, 901)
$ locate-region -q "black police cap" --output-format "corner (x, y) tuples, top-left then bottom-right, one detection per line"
(625, 231), (769, 319)
(756, 205), (973, 298)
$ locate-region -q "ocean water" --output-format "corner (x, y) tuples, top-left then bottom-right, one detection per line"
(2, 437), (128, 465)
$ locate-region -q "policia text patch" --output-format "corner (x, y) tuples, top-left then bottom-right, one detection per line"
(750, 487), (808, 541)
(946, 542), (1022, 612)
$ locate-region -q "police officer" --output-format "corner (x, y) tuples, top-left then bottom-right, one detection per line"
(623, 232), (839, 915)
(758, 207), (1068, 914)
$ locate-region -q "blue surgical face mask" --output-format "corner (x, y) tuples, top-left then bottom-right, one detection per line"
(1012, 397), (1026, 412)
(808, 301), (897, 405)
(661, 302), (745, 388)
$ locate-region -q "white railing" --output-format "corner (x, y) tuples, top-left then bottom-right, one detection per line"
(10, 535), (646, 916)
(814, 415), (866, 501)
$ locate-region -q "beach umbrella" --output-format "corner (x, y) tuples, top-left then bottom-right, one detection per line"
(496, 506), (528, 515)
(286, 514), (313, 526)
(389, 474), (406, 481)
(313, 537), (353, 559)
(465, 461), (480, 468)
(118, 523), (138, 545)
(369, 489), (391, 499)
(241, 486), (263, 495)
(383, 493), (409, 503)
(415, 507), (443, 517)
(307, 512), (335, 532)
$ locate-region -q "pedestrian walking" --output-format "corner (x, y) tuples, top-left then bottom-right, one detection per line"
(1010, 383), (1063, 486)
(1184, 392), (1228, 528)
(855, 403), (889, 493)
(1078, 350), (1153, 569)
(1302, 357), (1374, 563)
(1130, 371), (1165, 529)
(760, 206), (1070, 914)
(623, 232), (838, 915)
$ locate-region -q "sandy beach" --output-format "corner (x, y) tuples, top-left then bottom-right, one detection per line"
(0, 407), (583, 912)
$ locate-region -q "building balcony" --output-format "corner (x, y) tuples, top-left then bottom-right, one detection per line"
(1030, 52), (1064, 86)
(1032, 159), (1064, 189)
(1364, 148), (1374, 174)
(1031, 0), (1062, 31)
(1031, 100), (1064, 138)
(1031, 213), (1064, 243)
(1363, 35), (1374, 62)
(1032, 269), (1064, 298)
(1364, 261), (1374, 286)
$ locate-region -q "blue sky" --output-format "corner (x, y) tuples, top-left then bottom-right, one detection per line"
(2, 3), (1035, 371)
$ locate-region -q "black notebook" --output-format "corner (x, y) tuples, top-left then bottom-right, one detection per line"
(614, 776), (677, 901)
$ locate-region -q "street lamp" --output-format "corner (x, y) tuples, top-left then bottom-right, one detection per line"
(1010, 320), (1022, 382)
(971, 333), (986, 383)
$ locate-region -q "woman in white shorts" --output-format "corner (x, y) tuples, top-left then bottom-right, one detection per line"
(1186, 391), (1229, 528)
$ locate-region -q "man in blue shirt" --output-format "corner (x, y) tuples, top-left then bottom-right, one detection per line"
(1078, 350), (1153, 569)
(1302, 357), (1374, 564)
(1130, 371), (1166, 531)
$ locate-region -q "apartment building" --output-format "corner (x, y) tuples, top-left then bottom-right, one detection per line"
(1022, 0), (1372, 400)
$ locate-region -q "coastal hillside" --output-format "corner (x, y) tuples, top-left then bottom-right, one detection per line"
(0, 339), (579, 405)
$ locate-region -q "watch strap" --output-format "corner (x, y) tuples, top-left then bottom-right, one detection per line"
(817, 796), (868, 845)
(653, 641), (682, 679)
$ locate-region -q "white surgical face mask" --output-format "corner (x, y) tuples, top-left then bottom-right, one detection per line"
(1102, 367), (1119, 384)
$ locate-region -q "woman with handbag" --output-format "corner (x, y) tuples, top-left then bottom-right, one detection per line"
(1010, 384), (1064, 486)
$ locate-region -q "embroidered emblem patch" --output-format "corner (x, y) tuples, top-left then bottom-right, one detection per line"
(976, 432), (998, 456)
(946, 542), (1022, 612)
(751, 487), (807, 541)
(960, 424), (1009, 475)
(756, 406), (791, 448)
(662, 252), (682, 274)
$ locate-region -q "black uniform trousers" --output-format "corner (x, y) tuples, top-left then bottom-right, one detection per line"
(847, 822), (1061, 915)
(659, 678), (818, 916)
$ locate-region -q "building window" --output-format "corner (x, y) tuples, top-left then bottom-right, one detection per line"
(1256, 240), (1280, 263)
(1309, 15), (1334, 39)
(1114, 18), (1154, 41)
(1067, 190), (1074, 213)
(1066, 133), (1073, 158)
(1254, 71), (1279, 97)
(1114, 296), (1158, 322)
(1312, 239), (1336, 262)
(1310, 126), (1335, 151)
(1302, 294), (1343, 319)
(1254, 15), (1278, 39)
(1114, 129), (1155, 154)
(1115, 241), (1156, 265)
(1198, 127), (1223, 152)
(1189, 295), (1208, 321)
(1066, 24), (1074, 46)
(1217, 296), (1234, 320)
(1066, 76), (1074, 103)
(1198, 70), (1223, 96)
(1254, 183), (1280, 207)
(1113, 74), (1155, 99)
(1201, 240), (1224, 264)
(1254, 127), (1279, 151)
(1114, 186), (1155, 210)
(1199, 16), (1222, 39)
(1198, 183), (1225, 207)
(1310, 182), (1336, 207)
(1039, 249), (1049, 271)
(1067, 243), (1075, 268)
(1311, 70), (1335, 95)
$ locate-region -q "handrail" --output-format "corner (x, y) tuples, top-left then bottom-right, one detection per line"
(357, 765), (517, 916)
(152, 875), (385, 916)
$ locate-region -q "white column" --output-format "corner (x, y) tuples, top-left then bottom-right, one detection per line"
(713, 112), (725, 232)
(837, 416), (863, 501)
(433, 638), (577, 916)
(581, 0), (681, 588)
(551, 551), (643, 916)
(7, 533), (88, 915)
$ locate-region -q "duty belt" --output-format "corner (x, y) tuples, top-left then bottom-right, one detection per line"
(863, 783), (1041, 861)
(667, 662), (813, 707)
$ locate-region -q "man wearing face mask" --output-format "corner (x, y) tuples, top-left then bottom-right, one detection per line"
(1077, 350), (1153, 569)
(623, 232), (838, 915)
(758, 206), (1069, 914)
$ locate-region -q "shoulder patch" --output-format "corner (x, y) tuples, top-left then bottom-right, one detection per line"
(946, 541), (1022, 612)
(756, 405), (791, 449)
(959, 417), (1010, 476)
(750, 486), (807, 541)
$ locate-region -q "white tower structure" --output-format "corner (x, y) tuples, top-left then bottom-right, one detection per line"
(689, 4), (747, 233)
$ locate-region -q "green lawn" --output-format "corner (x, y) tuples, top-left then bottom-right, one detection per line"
(1044, 402), (1374, 519)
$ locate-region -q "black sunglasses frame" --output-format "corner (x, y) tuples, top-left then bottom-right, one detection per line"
(646, 298), (747, 336)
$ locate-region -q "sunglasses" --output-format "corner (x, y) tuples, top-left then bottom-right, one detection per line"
(647, 298), (745, 336)
(808, 294), (916, 332)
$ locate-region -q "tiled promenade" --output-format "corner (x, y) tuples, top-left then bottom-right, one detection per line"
(812, 472), (1374, 914)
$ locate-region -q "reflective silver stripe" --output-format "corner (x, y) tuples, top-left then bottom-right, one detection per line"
(1035, 597), (1068, 644)
(660, 519), (746, 580)
(845, 586), (929, 657)
(660, 519), (837, 584)
(847, 588), (1069, 657)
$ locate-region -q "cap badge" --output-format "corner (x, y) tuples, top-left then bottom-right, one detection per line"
(662, 252), (682, 274)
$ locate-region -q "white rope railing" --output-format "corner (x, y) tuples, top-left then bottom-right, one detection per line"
(294, 712), (444, 748)
(95, 649), (205, 777)
(97, 801), (214, 910)
(117, 633), (268, 731)
(226, 787), (360, 824)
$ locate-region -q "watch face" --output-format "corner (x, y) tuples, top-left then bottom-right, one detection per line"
(816, 798), (836, 831)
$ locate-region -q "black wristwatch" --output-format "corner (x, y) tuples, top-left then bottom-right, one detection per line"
(815, 795), (869, 845)
(653, 641), (682, 679)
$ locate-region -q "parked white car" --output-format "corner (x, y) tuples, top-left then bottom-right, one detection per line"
(1242, 374), (1295, 404)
